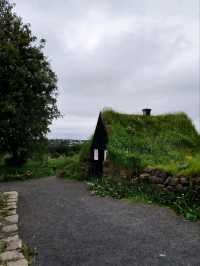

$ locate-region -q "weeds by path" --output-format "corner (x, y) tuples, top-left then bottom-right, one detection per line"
(88, 177), (200, 221)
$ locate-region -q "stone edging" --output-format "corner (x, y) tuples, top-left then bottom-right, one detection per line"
(0, 192), (28, 266)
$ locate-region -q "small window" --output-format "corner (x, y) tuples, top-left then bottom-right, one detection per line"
(94, 149), (98, 160)
(104, 150), (108, 161)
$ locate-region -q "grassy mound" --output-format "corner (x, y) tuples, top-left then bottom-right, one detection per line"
(101, 109), (200, 176)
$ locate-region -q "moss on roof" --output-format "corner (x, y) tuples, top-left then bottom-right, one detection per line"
(100, 109), (200, 174)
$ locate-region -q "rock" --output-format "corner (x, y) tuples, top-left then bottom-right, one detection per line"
(164, 177), (171, 185)
(143, 166), (155, 174)
(166, 186), (176, 192)
(5, 215), (18, 224)
(0, 192), (28, 266)
(180, 177), (189, 185)
(194, 185), (200, 191)
(175, 184), (185, 193)
(167, 177), (177, 186)
(2, 224), (18, 234)
(0, 250), (23, 262)
(5, 204), (17, 211)
(157, 184), (165, 189)
(7, 210), (17, 216)
(150, 176), (163, 184)
(194, 177), (200, 184)
(7, 259), (28, 266)
(1, 235), (19, 243)
(143, 167), (168, 179)
(4, 192), (18, 198)
(155, 170), (168, 180)
(7, 202), (17, 208)
(140, 173), (150, 181)
(6, 239), (22, 251)
(7, 199), (17, 204)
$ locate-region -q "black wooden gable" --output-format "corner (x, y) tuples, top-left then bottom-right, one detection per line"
(91, 112), (108, 150)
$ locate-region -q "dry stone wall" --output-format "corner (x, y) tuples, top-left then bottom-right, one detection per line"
(0, 192), (28, 266)
(139, 167), (200, 195)
(103, 160), (200, 196)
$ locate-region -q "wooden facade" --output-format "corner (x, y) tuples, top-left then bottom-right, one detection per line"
(89, 113), (108, 176)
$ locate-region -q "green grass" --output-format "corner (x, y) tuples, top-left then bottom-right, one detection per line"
(57, 155), (83, 180)
(0, 153), (84, 181)
(21, 244), (36, 266)
(155, 154), (200, 177)
(0, 156), (75, 181)
(100, 109), (200, 176)
(88, 177), (200, 221)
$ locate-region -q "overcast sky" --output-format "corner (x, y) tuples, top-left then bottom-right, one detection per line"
(13, 0), (199, 139)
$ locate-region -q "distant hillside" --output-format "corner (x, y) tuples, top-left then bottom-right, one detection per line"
(48, 139), (85, 157)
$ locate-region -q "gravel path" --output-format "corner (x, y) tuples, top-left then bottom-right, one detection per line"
(0, 176), (200, 266)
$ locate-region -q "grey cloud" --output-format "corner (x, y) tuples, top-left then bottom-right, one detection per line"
(13, 0), (199, 138)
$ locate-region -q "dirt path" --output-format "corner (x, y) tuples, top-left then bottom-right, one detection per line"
(0, 176), (200, 266)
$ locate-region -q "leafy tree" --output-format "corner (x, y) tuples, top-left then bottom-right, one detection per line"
(0, 0), (60, 165)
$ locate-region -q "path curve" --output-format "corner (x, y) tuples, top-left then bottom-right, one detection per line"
(0, 176), (200, 266)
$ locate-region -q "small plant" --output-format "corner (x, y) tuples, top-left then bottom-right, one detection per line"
(0, 193), (7, 209)
(21, 244), (37, 266)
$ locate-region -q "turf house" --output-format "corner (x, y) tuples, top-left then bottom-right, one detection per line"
(86, 108), (200, 184)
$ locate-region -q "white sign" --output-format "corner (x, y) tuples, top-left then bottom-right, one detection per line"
(94, 149), (98, 160)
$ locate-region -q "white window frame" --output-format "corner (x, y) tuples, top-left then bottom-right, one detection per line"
(94, 149), (99, 161)
(104, 150), (108, 161)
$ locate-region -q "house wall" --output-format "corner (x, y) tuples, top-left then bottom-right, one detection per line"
(89, 113), (108, 177)
(103, 160), (133, 181)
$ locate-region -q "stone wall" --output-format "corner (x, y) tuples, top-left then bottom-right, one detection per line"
(139, 167), (200, 195)
(103, 161), (200, 196)
(0, 192), (29, 266)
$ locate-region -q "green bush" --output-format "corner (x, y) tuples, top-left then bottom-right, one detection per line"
(47, 139), (84, 157)
(57, 155), (82, 180)
(0, 156), (73, 181)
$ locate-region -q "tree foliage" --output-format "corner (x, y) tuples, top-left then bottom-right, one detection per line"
(48, 139), (84, 158)
(0, 0), (60, 165)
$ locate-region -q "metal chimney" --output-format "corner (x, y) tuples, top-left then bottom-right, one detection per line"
(142, 108), (152, 116)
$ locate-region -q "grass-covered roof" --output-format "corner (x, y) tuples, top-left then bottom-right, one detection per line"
(100, 109), (200, 176)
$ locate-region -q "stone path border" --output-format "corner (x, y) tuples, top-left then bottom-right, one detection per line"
(0, 192), (28, 266)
